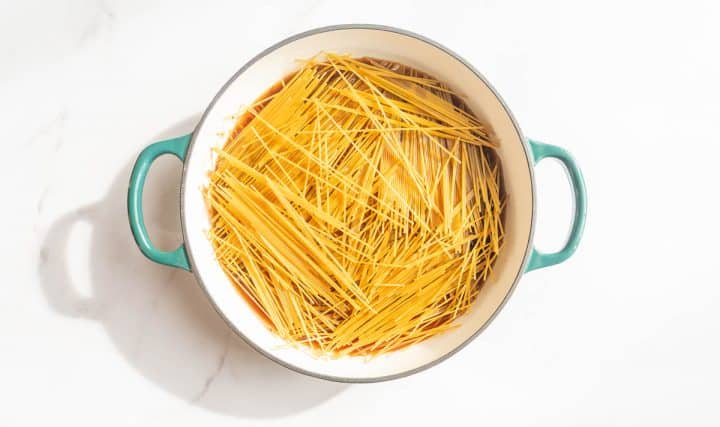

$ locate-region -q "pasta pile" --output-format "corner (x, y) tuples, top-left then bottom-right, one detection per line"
(206, 54), (504, 356)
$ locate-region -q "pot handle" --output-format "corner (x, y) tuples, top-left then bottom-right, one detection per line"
(127, 134), (192, 271)
(525, 139), (587, 272)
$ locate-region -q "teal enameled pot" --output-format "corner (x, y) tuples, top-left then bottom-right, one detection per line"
(127, 25), (586, 383)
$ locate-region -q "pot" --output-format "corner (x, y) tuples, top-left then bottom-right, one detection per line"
(127, 25), (586, 382)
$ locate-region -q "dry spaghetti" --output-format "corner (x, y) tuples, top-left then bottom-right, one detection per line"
(206, 54), (504, 356)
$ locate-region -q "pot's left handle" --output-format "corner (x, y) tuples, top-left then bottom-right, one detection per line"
(127, 134), (192, 271)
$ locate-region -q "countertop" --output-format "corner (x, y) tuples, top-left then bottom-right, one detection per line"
(3, 1), (720, 425)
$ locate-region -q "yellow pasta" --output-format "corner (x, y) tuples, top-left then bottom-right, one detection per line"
(206, 54), (504, 356)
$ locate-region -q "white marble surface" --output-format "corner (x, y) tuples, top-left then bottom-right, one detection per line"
(3, 0), (720, 425)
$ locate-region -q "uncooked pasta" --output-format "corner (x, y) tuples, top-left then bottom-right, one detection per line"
(205, 53), (504, 357)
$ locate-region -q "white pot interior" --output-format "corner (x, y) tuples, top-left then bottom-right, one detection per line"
(181, 26), (533, 381)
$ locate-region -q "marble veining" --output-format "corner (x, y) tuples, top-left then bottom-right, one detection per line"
(192, 332), (232, 403)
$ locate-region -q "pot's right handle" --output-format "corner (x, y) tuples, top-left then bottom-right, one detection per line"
(127, 134), (192, 271)
(525, 139), (587, 272)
